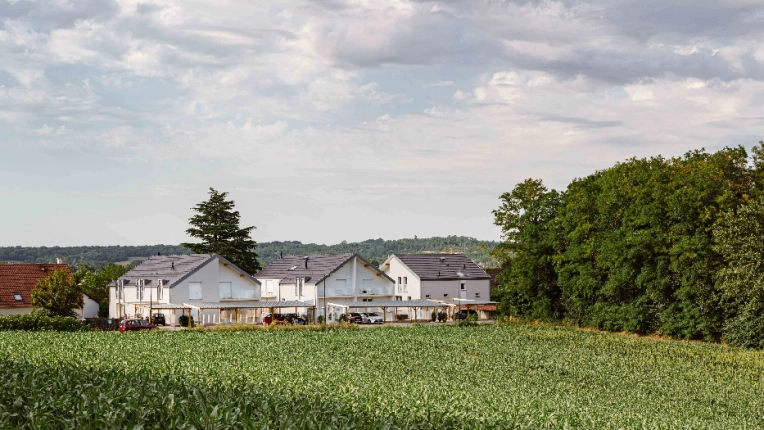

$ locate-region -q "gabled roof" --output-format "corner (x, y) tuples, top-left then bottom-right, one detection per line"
(255, 253), (394, 285)
(391, 254), (490, 281)
(0, 263), (72, 308)
(113, 254), (260, 288)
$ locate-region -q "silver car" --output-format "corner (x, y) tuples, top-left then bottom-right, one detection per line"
(362, 312), (384, 324)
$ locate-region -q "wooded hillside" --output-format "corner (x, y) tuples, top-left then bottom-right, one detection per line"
(0, 236), (498, 269)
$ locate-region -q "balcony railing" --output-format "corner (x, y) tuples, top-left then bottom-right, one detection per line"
(397, 284), (408, 293)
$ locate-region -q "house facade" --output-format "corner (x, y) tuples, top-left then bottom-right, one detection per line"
(0, 263), (74, 316)
(254, 253), (395, 321)
(109, 254), (261, 324)
(380, 253), (491, 318)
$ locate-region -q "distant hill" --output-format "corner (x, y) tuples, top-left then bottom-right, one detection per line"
(0, 236), (498, 269)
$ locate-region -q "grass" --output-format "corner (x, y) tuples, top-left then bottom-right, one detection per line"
(0, 324), (762, 429)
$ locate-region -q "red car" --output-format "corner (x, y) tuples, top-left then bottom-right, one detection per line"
(119, 319), (157, 332)
(262, 313), (287, 325)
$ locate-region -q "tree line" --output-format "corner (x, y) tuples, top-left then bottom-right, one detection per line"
(492, 143), (764, 348)
(0, 237), (498, 269)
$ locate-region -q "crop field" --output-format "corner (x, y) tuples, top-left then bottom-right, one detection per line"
(1, 324), (763, 429)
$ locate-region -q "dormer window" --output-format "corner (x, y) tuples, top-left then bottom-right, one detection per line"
(13, 293), (22, 301)
(288, 265), (297, 271)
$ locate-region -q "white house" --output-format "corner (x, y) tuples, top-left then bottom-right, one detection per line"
(0, 263), (97, 318)
(380, 253), (492, 319)
(108, 254), (261, 324)
(254, 253), (395, 321)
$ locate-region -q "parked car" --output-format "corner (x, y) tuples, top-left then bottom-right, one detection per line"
(454, 309), (478, 321)
(362, 312), (384, 324)
(151, 313), (166, 326)
(347, 312), (364, 323)
(284, 313), (307, 325)
(119, 319), (157, 332)
(262, 313), (287, 325)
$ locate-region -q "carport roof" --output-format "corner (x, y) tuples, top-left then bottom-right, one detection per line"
(327, 299), (447, 308)
(134, 303), (190, 310)
(184, 300), (315, 309)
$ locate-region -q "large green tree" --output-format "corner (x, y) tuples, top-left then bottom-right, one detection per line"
(31, 268), (84, 318)
(182, 188), (261, 274)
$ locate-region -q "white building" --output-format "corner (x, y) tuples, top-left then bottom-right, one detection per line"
(380, 253), (492, 319)
(254, 253), (395, 322)
(109, 254), (262, 324)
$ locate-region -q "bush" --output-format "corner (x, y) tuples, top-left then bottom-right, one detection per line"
(97, 301), (109, 318)
(318, 315), (325, 324)
(431, 310), (437, 322)
(178, 315), (190, 327)
(0, 313), (88, 332)
(338, 313), (347, 323)
(437, 311), (447, 322)
(723, 303), (764, 349)
(457, 312), (479, 327)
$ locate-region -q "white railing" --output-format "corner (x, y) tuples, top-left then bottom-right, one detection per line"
(397, 284), (408, 293)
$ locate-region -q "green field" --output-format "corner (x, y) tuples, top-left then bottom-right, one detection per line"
(1, 324), (763, 429)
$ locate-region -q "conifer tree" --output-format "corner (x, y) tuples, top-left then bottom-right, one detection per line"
(182, 188), (261, 274)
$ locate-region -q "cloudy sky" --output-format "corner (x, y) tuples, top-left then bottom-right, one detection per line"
(2, 0), (764, 246)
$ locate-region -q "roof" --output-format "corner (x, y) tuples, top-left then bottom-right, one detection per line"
(255, 253), (394, 285)
(328, 299), (448, 308)
(0, 264), (72, 308)
(391, 254), (491, 281)
(184, 300), (314, 309)
(113, 254), (260, 288)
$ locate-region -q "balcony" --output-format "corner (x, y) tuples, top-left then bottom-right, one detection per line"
(396, 284), (408, 294)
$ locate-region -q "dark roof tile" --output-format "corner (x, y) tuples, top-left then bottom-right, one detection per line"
(394, 254), (490, 281)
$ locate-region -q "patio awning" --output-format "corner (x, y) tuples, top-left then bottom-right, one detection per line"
(183, 300), (315, 310)
(326, 299), (447, 308)
(134, 303), (190, 310)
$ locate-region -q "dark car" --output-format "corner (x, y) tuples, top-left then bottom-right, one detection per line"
(119, 319), (157, 332)
(348, 312), (364, 323)
(151, 313), (166, 326)
(262, 313), (287, 325)
(454, 309), (478, 321)
(284, 313), (307, 325)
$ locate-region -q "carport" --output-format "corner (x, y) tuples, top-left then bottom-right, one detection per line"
(327, 299), (450, 323)
(134, 303), (190, 324)
(183, 300), (315, 325)
(439, 299), (498, 320)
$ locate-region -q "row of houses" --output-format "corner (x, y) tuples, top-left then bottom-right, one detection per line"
(0, 252), (495, 324)
(108, 252), (494, 324)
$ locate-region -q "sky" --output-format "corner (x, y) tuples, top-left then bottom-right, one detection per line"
(2, 0), (764, 246)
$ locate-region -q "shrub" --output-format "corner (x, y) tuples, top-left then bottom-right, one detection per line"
(722, 303), (764, 349)
(457, 312), (479, 327)
(437, 311), (447, 322)
(178, 315), (190, 327)
(318, 315), (325, 324)
(97, 301), (109, 318)
(338, 313), (347, 323)
(431, 310), (437, 322)
(0, 313), (88, 332)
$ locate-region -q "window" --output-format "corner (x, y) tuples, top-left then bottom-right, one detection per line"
(138, 279), (145, 301)
(395, 296), (402, 301)
(398, 277), (401, 284)
(361, 279), (372, 293)
(460, 282), (466, 291)
(444, 294), (449, 297)
(475, 292), (481, 298)
(157, 283), (163, 300)
(362, 298), (373, 302)
(403, 277), (407, 284)
(425, 294), (431, 298)
(219, 282), (232, 299)
(189, 282), (202, 300)
(265, 280), (274, 295)
(13, 293), (22, 301)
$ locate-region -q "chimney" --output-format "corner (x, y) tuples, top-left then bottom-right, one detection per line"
(280, 251), (283, 259)
(56, 258), (62, 264)
(171, 262), (175, 271)
(304, 256), (309, 269)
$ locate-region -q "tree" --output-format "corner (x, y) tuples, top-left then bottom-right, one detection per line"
(31, 268), (83, 318)
(80, 262), (127, 304)
(182, 188), (261, 274)
(714, 196), (764, 348)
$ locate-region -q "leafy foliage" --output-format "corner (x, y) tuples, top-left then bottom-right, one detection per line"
(78, 262), (127, 304)
(181, 188), (261, 275)
(0, 325), (763, 428)
(493, 143), (764, 345)
(0, 236), (499, 269)
(31, 268), (83, 318)
(0, 313), (88, 332)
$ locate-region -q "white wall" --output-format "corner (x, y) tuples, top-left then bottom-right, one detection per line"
(0, 306), (34, 315)
(77, 295), (100, 319)
(382, 256), (422, 301)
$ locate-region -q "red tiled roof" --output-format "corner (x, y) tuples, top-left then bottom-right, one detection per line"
(0, 264), (72, 308)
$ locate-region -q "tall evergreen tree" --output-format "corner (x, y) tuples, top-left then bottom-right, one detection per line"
(181, 188), (261, 274)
